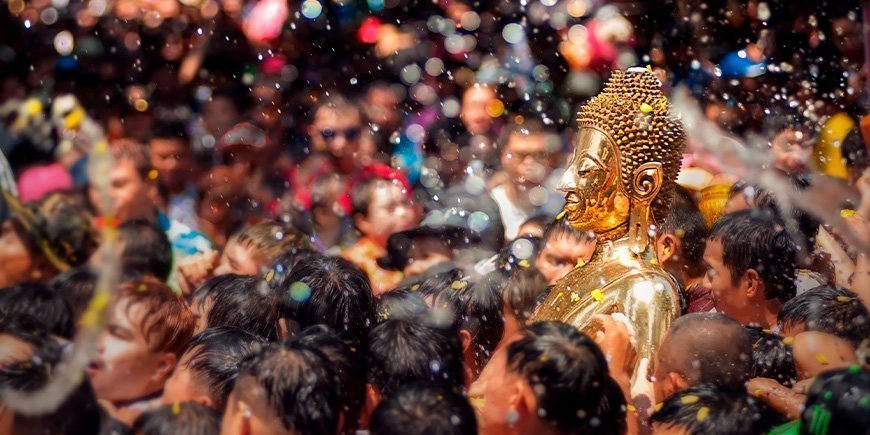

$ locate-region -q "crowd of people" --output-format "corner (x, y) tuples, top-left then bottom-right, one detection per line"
(0, 0), (869, 434)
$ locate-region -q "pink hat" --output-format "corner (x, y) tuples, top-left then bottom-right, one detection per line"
(17, 163), (73, 203)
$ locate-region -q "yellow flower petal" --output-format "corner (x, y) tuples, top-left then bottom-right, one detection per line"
(815, 353), (829, 365)
(836, 295), (852, 302)
(782, 336), (794, 345)
(576, 258), (587, 268)
(518, 259), (530, 268)
(556, 210), (567, 220)
(841, 209), (857, 218)
(451, 280), (467, 291)
(640, 103), (653, 113)
(680, 395), (700, 405)
(570, 292), (580, 302)
(172, 402), (181, 415)
(696, 406), (709, 421)
(590, 289), (604, 303)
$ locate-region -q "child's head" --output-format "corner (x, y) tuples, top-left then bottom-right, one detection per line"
(480, 321), (625, 435)
(650, 384), (780, 435)
(191, 274), (280, 341)
(114, 219), (173, 282)
(281, 255), (375, 350)
(216, 221), (311, 278)
(50, 266), (98, 324)
(161, 326), (264, 410)
(705, 210), (797, 325)
(654, 313), (751, 402)
(798, 367), (870, 435)
(502, 267), (549, 329)
(370, 382), (477, 435)
(778, 286), (869, 349)
(133, 402), (221, 435)
(89, 139), (158, 222)
(0, 282), (73, 338)
(745, 326), (797, 387)
(516, 215), (550, 239)
(366, 317), (464, 406)
(222, 342), (341, 435)
(351, 173), (417, 246)
(89, 280), (195, 403)
(656, 185), (708, 282)
(294, 325), (366, 435)
(535, 218), (596, 285)
(310, 173), (346, 232)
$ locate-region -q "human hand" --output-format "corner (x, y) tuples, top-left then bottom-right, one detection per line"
(748, 377), (804, 419)
(592, 313), (637, 390)
(177, 250), (219, 296)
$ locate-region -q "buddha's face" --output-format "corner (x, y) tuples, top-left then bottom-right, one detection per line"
(558, 127), (630, 234)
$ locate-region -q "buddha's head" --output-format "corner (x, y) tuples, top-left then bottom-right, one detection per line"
(559, 69), (685, 240)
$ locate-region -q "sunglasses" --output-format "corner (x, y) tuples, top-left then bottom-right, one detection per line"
(319, 128), (360, 141)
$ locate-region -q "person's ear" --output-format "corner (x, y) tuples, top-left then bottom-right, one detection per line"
(514, 379), (538, 427)
(666, 371), (689, 396)
(656, 234), (680, 264)
(459, 329), (473, 354)
(152, 352), (178, 383)
(193, 395), (216, 410)
(744, 269), (762, 299)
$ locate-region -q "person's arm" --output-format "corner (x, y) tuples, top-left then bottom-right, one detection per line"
(747, 378), (805, 420)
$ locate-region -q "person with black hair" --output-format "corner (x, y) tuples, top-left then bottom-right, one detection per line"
(365, 317), (465, 422)
(479, 321), (626, 435)
(500, 266), (549, 343)
(745, 326), (797, 388)
(421, 269), (504, 383)
(148, 119), (198, 230)
(133, 402), (220, 435)
(369, 382), (477, 435)
(111, 219), (173, 282)
(295, 325), (366, 435)
(265, 247), (322, 296)
(656, 185), (712, 313)
(0, 282), (74, 338)
(276, 255), (375, 348)
(778, 285), (870, 349)
(651, 384), (782, 435)
(220, 342), (341, 435)
(0, 316), (102, 435)
(654, 313), (752, 403)
(535, 217), (597, 285)
(49, 265), (98, 323)
(704, 210), (798, 327)
(161, 326), (264, 410)
(191, 274), (280, 341)
(770, 367), (870, 435)
(374, 288), (429, 324)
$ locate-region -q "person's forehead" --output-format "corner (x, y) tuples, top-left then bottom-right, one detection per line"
(506, 132), (547, 151)
(546, 236), (586, 255)
(463, 86), (495, 103)
(0, 334), (34, 368)
(314, 106), (360, 124)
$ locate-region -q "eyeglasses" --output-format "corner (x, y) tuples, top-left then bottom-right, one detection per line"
(319, 128), (360, 141)
(507, 150), (551, 162)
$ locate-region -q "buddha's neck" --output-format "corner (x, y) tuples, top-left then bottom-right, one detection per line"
(591, 231), (656, 264)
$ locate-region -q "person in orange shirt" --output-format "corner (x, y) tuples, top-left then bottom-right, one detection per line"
(342, 167), (419, 294)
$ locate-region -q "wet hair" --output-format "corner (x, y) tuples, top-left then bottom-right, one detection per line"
(149, 119), (190, 144)
(661, 313), (752, 389)
(506, 321), (626, 434)
(753, 175), (820, 259)
(117, 280), (195, 355)
(709, 210), (798, 304)
(311, 93), (361, 122)
(659, 185), (708, 268)
(503, 267), (549, 325)
(234, 342), (341, 435)
(425, 269), (504, 368)
(192, 274), (280, 341)
(778, 286), (870, 348)
(519, 214), (553, 233)
(497, 116), (557, 153)
(294, 325), (365, 434)
(745, 326), (797, 387)
(542, 217), (595, 244)
(651, 384), (781, 435)
(496, 236), (543, 275)
(178, 327), (265, 409)
(49, 266), (98, 322)
(110, 138), (153, 181)
(799, 367), (870, 435)
(0, 282), (73, 338)
(280, 255), (375, 350)
(370, 382), (477, 435)
(231, 221), (312, 273)
(0, 320), (101, 435)
(118, 219), (172, 281)
(132, 402), (220, 435)
(266, 247), (322, 296)
(374, 288), (429, 324)
(367, 317), (465, 399)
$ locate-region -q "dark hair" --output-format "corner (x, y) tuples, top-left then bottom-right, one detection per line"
(235, 342), (341, 435)
(370, 382), (477, 435)
(0, 282), (73, 338)
(49, 266), (98, 322)
(778, 286), (870, 348)
(132, 402), (220, 435)
(192, 274), (280, 341)
(374, 288), (429, 324)
(0, 319), (101, 435)
(799, 367), (870, 435)
(745, 326), (797, 387)
(149, 119), (190, 144)
(506, 321), (626, 435)
(294, 325), (366, 434)
(425, 269), (504, 368)
(659, 185), (708, 267)
(367, 317), (465, 399)
(232, 221), (313, 273)
(117, 280), (195, 355)
(118, 219), (173, 281)
(709, 210), (797, 304)
(179, 327), (265, 409)
(497, 116), (558, 154)
(651, 384), (781, 435)
(278, 255), (375, 350)
(503, 267), (549, 324)
(111, 139), (153, 181)
(351, 176), (386, 218)
(542, 217), (595, 244)
(496, 236), (543, 275)
(266, 247), (322, 294)
(753, 175), (820, 260)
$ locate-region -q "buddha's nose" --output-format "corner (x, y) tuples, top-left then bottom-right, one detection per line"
(557, 168), (577, 193)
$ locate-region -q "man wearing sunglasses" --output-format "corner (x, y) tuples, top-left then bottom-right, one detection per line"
(307, 94), (365, 175)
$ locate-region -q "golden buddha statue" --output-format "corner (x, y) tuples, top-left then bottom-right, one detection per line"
(533, 68), (686, 378)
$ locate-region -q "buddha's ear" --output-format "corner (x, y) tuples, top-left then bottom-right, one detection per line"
(630, 161), (663, 202)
